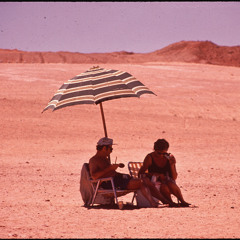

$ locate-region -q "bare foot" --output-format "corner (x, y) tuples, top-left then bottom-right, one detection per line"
(150, 200), (159, 208)
(169, 202), (179, 208)
(180, 201), (191, 207)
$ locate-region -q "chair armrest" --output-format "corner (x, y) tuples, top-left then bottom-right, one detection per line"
(90, 177), (113, 183)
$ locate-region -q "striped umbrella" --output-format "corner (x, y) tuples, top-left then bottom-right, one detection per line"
(42, 66), (156, 137)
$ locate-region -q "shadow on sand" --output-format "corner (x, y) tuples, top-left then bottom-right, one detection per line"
(84, 203), (140, 211)
(83, 203), (180, 210)
(83, 203), (198, 210)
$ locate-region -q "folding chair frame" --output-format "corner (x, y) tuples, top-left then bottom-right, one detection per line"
(128, 162), (143, 204)
(84, 163), (135, 209)
(90, 177), (134, 208)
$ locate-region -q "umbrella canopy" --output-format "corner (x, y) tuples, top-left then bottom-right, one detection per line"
(42, 66), (156, 137)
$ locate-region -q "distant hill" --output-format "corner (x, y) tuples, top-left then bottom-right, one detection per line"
(148, 41), (240, 67)
(0, 40), (240, 67)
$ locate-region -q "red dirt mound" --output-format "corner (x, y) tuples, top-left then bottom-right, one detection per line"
(149, 41), (240, 67)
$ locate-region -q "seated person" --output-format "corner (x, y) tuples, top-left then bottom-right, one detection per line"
(89, 137), (173, 207)
(138, 138), (191, 207)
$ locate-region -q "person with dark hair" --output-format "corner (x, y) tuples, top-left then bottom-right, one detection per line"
(89, 137), (174, 207)
(138, 138), (191, 207)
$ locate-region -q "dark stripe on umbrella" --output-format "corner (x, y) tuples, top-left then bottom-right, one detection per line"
(65, 72), (131, 88)
(135, 89), (154, 97)
(94, 84), (130, 95)
(94, 88), (153, 102)
(71, 70), (128, 82)
(59, 76), (114, 90)
(53, 100), (94, 111)
(59, 89), (94, 101)
(95, 90), (138, 102)
(95, 94), (138, 105)
(44, 95), (95, 110)
(126, 80), (145, 89)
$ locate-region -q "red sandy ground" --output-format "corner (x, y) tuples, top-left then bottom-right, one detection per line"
(0, 62), (240, 238)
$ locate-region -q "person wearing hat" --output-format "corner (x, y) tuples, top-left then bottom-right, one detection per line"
(89, 137), (172, 207)
(138, 138), (191, 207)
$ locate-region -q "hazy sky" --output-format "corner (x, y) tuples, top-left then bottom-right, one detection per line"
(0, 2), (240, 53)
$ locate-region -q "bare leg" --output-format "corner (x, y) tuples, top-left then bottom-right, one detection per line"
(160, 184), (173, 203)
(141, 177), (171, 204)
(167, 182), (190, 206)
(140, 177), (179, 207)
(127, 179), (158, 207)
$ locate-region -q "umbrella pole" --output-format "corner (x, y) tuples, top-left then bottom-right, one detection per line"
(99, 102), (111, 163)
(99, 102), (108, 137)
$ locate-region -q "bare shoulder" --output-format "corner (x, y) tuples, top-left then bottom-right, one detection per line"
(168, 153), (176, 164)
(89, 155), (99, 168)
(89, 155), (100, 165)
(146, 152), (153, 161)
(89, 155), (101, 175)
(143, 153), (153, 167)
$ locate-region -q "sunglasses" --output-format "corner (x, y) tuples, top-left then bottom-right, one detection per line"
(106, 146), (113, 151)
(156, 151), (170, 156)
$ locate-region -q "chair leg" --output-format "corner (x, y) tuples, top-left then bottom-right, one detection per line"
(91, 180), (101, 206)
(91, 178), (128, 209)
(131, 192), (136, 205)
(110, 178), (120, 208)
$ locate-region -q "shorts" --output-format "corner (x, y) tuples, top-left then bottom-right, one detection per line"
(148, 174), (175, 185)
(100, 172), (132, 190)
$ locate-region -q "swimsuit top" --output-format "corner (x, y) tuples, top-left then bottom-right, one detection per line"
(148, 153), (172, 178)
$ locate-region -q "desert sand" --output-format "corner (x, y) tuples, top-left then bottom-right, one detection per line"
(1, 61), (240, 238)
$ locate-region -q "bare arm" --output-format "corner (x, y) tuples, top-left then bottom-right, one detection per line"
(169, 154), (178, 180)
(138, 154), (152, 178)
(89, 160), (120, 180)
